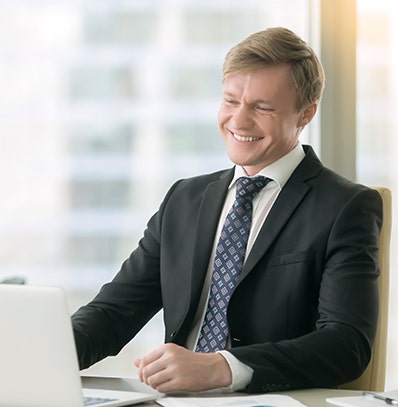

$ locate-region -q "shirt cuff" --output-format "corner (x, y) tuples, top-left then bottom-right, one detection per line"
(217, 350), (253, 392)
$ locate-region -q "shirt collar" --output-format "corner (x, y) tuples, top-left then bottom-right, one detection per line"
(230, 142), (305, 189)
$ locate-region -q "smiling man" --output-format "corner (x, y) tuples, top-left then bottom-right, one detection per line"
(72, 27), (382, 394)
(219, 64), (316, 174)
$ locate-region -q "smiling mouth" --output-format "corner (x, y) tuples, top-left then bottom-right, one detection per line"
(232, 133), (263, 142)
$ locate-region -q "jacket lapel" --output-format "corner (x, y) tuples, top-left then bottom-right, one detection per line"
(240, 146), (323, 280)
(240, 180), (310, 279)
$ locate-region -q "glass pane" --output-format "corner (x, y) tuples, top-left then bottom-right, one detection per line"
(0, 0), (311, 376)
(356, 0), (398, 390)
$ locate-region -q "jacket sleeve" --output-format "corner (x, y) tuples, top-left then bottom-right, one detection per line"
(70, 180), (179, 369)
(71, 211), (162, 369)
(229, 187), (383, 393)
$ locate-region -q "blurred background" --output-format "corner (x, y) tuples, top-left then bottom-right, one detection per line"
(0, 0), (396, 390)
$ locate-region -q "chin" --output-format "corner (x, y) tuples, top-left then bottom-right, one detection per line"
(228, 157), (253, 169)
(226, 149), (253, 164)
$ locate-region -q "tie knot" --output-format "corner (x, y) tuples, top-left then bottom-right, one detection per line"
(235, 176), (271, 201)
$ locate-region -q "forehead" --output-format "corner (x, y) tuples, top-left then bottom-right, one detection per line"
(223, 65), (296, 104)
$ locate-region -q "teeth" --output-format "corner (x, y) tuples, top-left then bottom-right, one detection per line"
(233, 133), (261, 142)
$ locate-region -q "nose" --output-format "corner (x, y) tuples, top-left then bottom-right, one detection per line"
(231, 105), (253, 130)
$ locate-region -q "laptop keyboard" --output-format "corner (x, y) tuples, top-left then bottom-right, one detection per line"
(84, 396), (117, 406)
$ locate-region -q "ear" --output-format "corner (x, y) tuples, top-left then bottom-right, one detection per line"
(297, 102), (318, 128)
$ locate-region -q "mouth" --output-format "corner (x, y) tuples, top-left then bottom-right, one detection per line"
(232, 132), (263, 142)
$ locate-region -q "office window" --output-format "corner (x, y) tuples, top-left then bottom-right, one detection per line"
(69, 180), (131, 209)
(356, 0), (398, 391)
(357, 3), (394, 182)
(170, 65), (222, 99)
(65, 235), (123, 265)
(83, 11), (156, 45)
(166, 122), (222, 153)
(0, 0), (312, 376)
(68, 66), (135, 101)
(66, 123), (134, 155)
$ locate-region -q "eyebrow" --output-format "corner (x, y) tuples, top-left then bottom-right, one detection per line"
(222, 91), (273, 105)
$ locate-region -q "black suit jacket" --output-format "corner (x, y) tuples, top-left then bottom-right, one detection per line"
(72, 145), (383, 393)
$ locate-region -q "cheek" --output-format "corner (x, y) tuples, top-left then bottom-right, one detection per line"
(217, 108), (226, 125)
(218, 112), (229, 135)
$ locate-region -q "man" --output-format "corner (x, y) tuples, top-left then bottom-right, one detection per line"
(72, 27), (382, 394)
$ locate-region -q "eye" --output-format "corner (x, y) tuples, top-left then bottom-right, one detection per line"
(224, 98), (238, 105)
(256, 105), (274, 112)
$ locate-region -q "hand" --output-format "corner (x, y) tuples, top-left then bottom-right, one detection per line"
(134, 343), (232, 393)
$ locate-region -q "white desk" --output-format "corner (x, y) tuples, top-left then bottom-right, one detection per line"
(282, 388), (361, 406)
(82, 376), (362, 406)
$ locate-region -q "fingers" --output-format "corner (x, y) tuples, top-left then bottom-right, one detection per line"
(134, 344), (232, 393)
(135, 344), (175, 387)
(134, 358), (143, 381)
(138, 344), (186, 391)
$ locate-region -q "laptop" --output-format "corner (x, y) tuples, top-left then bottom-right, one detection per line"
(0, 284), (158, 407)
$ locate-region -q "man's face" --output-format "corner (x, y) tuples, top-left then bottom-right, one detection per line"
(218, 64), (316, 175)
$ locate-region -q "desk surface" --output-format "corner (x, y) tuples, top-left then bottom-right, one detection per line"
(82, 376), (362, 406)
(281, 388), (361, 406)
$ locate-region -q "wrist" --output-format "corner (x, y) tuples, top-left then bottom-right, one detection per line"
(217, 350), (253, 391)
(207, 352), (232, 388)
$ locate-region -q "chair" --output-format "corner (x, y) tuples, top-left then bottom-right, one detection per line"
(341, 187), (392, 391)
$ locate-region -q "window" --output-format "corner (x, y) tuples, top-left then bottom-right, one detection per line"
(0, 0), (312, 376)
(356, 0), (398, 390)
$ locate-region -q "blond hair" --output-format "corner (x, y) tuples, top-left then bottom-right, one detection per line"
(222, 27), (325, 111)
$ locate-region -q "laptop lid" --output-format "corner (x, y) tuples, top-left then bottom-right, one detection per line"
(0, 284), (157, 407)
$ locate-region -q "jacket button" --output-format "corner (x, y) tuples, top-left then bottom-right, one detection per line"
(170, 331), (176, 339)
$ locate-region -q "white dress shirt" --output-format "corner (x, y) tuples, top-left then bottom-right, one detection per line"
(185, 143), (305, 391)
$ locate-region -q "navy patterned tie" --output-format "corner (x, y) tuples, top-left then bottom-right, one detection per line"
(196, 176), (271, 352)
